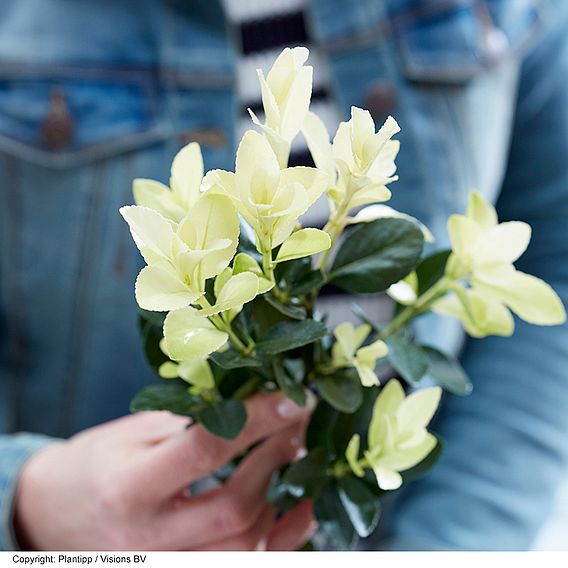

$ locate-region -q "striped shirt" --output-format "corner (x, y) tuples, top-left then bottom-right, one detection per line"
(221, 0), (342, 170)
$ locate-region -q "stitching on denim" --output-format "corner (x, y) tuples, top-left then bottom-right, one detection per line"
(0, 124), (169, 170)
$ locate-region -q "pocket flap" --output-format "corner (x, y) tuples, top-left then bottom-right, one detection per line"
(394, 0), (547, 83)
(0, 74), (166, 168)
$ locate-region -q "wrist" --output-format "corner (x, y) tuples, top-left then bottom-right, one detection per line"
(13, 443), (62, 550)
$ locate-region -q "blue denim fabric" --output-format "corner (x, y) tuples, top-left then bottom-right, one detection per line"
(0, 0), (567, 551)
(0, 434), (57, 549)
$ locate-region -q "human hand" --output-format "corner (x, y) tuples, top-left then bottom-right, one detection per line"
(14, 392), (315, 550)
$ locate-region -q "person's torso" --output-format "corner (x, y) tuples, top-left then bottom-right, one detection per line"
(0, 0), (551, 436)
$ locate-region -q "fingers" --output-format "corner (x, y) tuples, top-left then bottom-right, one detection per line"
(144, 392), (312, 499)
(196, 505), (276, 551)
(266, 501), (317, 551)
(81, 411), (190, 446)
(155, 424), (303, 550)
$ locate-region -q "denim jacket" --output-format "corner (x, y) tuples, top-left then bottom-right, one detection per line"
(1, 0), (567, 550)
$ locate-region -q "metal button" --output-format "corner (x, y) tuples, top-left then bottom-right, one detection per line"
(41, 87), (74, 150)
(363, 81), (397, 122)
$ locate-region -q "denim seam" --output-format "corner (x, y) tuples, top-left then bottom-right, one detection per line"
(0, 123), (170, 170)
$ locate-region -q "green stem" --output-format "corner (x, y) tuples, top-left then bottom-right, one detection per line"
(380, 277), (451, 340)
(261, 239), (289, 303)
(316, 176), (356, 272)
(331, 457), (370, 479)
(232, 376), (263, 401)
(197, 296), (249, 354)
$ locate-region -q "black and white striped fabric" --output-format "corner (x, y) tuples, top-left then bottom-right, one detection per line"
(221, 0), (342, 169)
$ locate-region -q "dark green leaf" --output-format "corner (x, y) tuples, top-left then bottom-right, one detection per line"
(264, 294), (307, 320)
(337, 475), (381, 538)
(282, 448), (329, 498)
(315, 485), (358, 550)
(257, 320), (327, 354)
(401, 435), (444, 484)
(306, 400), (338, 456)
(273, 360), (307, 407)
(138, 312), (168, 372)
(210, 347), (262, 369)
(328, 218), (424, 294)
(385, 333), (430, 385)
(416, 249), (451, 295)
(267, 469), (302, 512)
(419, 347), (472, 396)
(350, 303), (379, 332)
(130, 382), (202, 416)
(198, 399), (247, 440)
(277, 256), (324, 297)
(297, 540), (316, 551)
(289, 270), (324, 297)
(138, 308), (167, 328)
(315, 368), (363, 413)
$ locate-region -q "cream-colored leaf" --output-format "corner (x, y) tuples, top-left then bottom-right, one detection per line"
(133, 179), (185, 222)
(274, 228), (331, 263)
(177, 358), (215, 389)
(170, 142), (203, 205)
(447, 214), (481, 261)
(158, 361), (179, 379)
(135, 265), (199, 312)
(379, 433), (437, 471)
(482, 271), (566, 326)
(214, 267), (233, 299)
(372, 379), (405, 421)
(279, 167), (329, 209)
(355, 363), (380, 388)
(200, 272), (259, 316)
(332, 121), (354, 170)
(397, 387), (442, 432)
(256, 70), (280, 130)
(345, 434), (365, 477)
(279, 66), (313, 141)
(177, 194), (240, 279)
(474, 221), (531, 265)
(302, 111), (335, 177)
(372, 465), (403, 491)
(236, 130), (280, 193)
(164, 307), (228, 361)
(120, 205), (175, 262)
(466, 191), (497, 229)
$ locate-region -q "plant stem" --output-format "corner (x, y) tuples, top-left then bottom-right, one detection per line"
(261, 239), (289, 303)
(316, 176), (355, 272)
(232, 376), (263, 401)
(197, 296), (249, 354)
(331, 457), (370, 479)
(380, 277), (450, 340)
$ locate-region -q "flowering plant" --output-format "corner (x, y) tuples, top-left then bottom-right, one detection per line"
(120, 47), (565, 549)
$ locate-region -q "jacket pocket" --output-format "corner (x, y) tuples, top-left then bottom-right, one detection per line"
(392, 0), (549, 83)
(0, 71), (168, 169)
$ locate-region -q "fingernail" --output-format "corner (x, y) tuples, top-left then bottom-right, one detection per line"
(276, 398), (304, 419)
(305, 390), (317, 410)
(294, 446), (308, 460)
